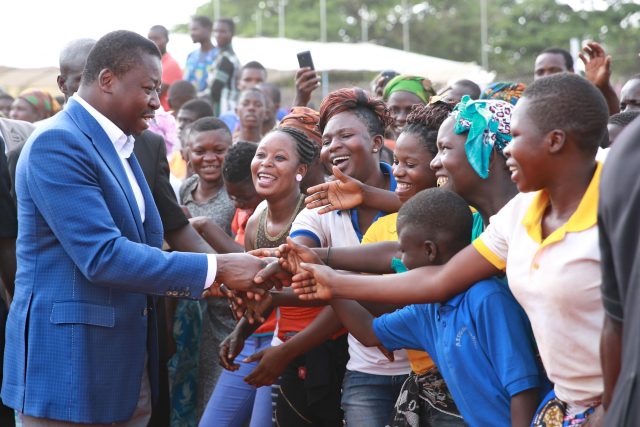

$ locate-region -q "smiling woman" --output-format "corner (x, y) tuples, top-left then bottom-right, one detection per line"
(174, 116), (236, 425)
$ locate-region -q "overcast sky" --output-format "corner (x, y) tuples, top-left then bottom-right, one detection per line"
(2, 0), (205, 68)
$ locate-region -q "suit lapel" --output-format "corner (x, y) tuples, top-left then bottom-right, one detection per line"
(65, 99), (145, 241)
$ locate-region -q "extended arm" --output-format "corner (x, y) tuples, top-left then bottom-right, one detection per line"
(305, 166), (401, 215)
(189, 216), (244, 253)
(294, 244), (500, 304)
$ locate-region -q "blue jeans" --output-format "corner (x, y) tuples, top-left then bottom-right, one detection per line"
(341, 370), (408, 427)
(199, 335), (274, 427)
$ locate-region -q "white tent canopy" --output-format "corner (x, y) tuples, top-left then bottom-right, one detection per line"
(169, 34), (494, 86)
(0, 33), (493, 93)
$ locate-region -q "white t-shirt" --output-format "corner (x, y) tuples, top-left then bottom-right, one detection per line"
(473, 163), (604, 413)
(291, 206), (411, 376)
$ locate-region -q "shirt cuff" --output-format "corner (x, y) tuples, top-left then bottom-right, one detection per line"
(203, 254), (218, 289)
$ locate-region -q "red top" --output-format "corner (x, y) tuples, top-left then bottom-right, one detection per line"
(231, 208), (253, 246)
(160, 52), (183, 111)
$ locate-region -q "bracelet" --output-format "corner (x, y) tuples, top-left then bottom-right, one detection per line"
(326, 246), (331, 266)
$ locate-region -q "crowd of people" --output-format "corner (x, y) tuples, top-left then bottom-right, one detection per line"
(1, 13), (640, 427)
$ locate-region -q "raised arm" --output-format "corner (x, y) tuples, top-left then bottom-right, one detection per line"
(579, 42), (620, 115)
(293, 244), (500, 304)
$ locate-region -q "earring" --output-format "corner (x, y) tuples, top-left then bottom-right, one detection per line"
(296, 174), (303, 182)
(373, 148), (379, 153)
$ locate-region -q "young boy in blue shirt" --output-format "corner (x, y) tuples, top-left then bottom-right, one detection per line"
(303, 188), (548, 427)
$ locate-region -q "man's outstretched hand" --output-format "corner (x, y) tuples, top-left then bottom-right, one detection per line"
(212, 253), (274, 297)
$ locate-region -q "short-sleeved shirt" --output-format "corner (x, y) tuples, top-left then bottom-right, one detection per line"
(179, 174), (235, 236)
(362, 212), (434, 375)
(290, 163), (411, 376)
(373, 278), (547, 427)
(184, 47), (218, 93)
(472, 162), (604, 410)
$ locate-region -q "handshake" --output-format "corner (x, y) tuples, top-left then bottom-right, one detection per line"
(207, 238), (339, 324)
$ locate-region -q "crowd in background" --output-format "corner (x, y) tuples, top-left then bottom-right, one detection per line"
(1, 12), (640, 427)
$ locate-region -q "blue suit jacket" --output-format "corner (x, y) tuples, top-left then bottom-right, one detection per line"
(2, 99), (209, 423)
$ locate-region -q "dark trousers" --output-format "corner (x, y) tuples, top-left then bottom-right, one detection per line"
(0, 299), (16, 426)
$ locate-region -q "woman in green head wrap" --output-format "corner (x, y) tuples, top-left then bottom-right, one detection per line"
(383, 75), (436, 138)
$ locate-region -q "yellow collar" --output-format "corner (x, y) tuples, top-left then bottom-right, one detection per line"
(522, 162), (601, 247)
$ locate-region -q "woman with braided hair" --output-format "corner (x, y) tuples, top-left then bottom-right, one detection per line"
(261, 87), (412, 426)
(201, 125), (348, 426)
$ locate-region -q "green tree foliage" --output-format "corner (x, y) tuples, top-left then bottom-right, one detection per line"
(185, 0), (640, 82)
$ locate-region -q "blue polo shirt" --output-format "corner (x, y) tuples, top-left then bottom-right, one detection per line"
(373, 278), (548, 427)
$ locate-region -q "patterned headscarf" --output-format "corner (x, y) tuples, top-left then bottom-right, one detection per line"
(382, 75), (436, 104)
(451, 95), (513, 179)
(279, 107), (322, 146)
(479, 82), (526, 106)
(18, 89), (61, 119)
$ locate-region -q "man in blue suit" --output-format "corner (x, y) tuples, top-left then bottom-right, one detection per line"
(2, 30), (269, 426)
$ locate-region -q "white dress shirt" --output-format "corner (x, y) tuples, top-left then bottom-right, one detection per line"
(73, 95), (217, 288)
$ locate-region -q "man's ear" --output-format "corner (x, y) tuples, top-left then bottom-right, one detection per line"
(98, 69), (115, 94)
(546, 129), (566, 154)
(424, 240), (438, 263)
(56, 75), (65, 94)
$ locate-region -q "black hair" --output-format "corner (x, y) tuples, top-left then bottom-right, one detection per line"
(403, 101), (455, 156)
(189, 116), (231, 135)
(179, 99), (214, 119)
(242, 61), (266, 72)
(168, 80), (197, 99)
(398, 188), (472, 252)
(452, 79), (481, 100)
(192, 15), (213, 30)
(522, 73), (608, 154)
(275, 126), (319, 165)
(82, 30), (161, 84)
(257, 82), (281, 104)
(609, 110), (640, 127)
(540, 47), (574, 70)
(0, 93), (14, 102)
(149, 25), (169, 39)
(223, 141), (257, 183)
(216, 18), (235, 34)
